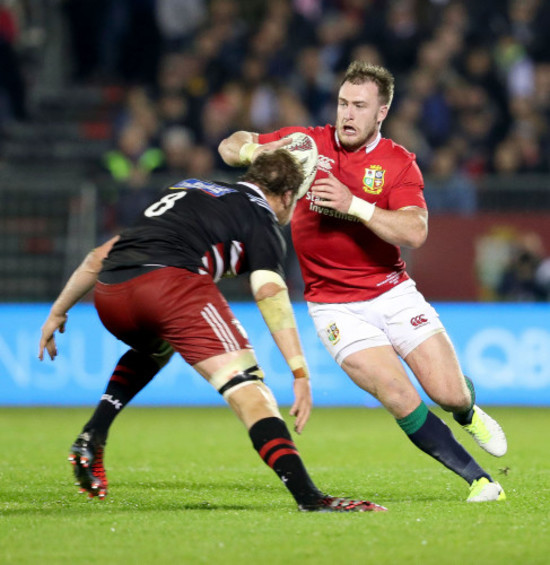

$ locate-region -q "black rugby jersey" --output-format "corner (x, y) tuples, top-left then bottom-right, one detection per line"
(100, 179), (286, 282)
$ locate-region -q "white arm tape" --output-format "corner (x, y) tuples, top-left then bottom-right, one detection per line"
(239, 142), (260, 165)
(348, 195), (375, 223)
(250, 270), (287, 295)
(288, 354), (309, 380)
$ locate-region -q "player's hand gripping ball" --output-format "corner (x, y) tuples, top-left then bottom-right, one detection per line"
(284, 132), (318, 198)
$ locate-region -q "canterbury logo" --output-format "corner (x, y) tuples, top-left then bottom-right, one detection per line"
(317, 154), (335, 172)
(410, 315), (428, 327)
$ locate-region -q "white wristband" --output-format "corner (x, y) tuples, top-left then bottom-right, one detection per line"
(348, 195), (375, 223)
(239, 142), (260, 165)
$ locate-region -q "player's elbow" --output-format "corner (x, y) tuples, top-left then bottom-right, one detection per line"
(402, 220), (428, 249)
(250, 270), (287, 301)
(218, 137), (231, 159)
(407, 229), (428, 249)
(254, 282), (286, 302)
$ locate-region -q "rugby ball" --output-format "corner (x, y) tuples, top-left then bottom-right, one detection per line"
(284, 132), (318, 198)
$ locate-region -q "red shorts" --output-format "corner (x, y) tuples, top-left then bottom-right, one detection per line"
(94, 267), (252, 365)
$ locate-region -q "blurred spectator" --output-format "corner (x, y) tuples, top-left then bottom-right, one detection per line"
(380, 0), (423, 75)
(156, 90), (190, 130)
(406, 67), (452, 146)
(384, 97), (432, 169)
(507, 95), (547, 171)
(271, 86), (312, 130)
(490, 137), (524, 175)
(155, 51), (209, 137)
(423, 146), (478, 215)
(61, 0), (109, 82)
(0, 0), (26, 122)
(98, 0), (162, 85)
(190, 0), (248, 93)
(494, 34), (536, 99)
(534, 256), (550, 300)
(451, 83), (501, 178)
(99, 119), (165, 235)
(497, 232), (547, 301)
(505, 0), (542, 53)
(460, 44), (505, 112)
(158, 125), (194, 177)
(155, 0), (207, 52)
(261, 0), (317, 53)
(186, 144), (216, 178)
(103, 121), (164, 188)
(288, 46), (333, 124)
(200, 81), (247, 166)
(238, 57), (277, 131)
(316, 10), (361, 73)
(112, 86), (160, 142)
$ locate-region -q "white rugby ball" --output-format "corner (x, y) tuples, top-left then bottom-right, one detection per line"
(284, 132), (318, 198)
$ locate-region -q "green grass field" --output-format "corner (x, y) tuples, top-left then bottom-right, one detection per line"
(1, 406), (548, 564)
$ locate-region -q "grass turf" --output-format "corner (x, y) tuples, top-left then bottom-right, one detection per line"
(1, 406), (549, 564)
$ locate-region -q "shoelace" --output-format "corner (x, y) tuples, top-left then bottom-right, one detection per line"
(323, 497), (372, 511)
(465, 416), (491, 443)
(90, 447), (108, 488)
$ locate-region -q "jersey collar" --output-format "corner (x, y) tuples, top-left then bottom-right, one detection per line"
(239, 181), (266, 199)
(335, 130), (382, 154)
(238, 181), (277, 219)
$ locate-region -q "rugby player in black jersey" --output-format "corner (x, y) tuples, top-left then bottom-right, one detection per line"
(39, 147), (386, 512)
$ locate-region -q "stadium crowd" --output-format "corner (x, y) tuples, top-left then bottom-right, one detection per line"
(4, 1), (550, 202)
(2, 0), (550, 300)
(53, 1), (550, 189)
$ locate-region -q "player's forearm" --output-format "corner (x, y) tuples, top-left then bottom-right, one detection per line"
(269, 327), (310, 380)
(49, 255), (100, 316)
(251, 270), (310, 380)
(50, 236), (118, 316)
(352, 203), (428, 249)
(218, 131), (259, 166)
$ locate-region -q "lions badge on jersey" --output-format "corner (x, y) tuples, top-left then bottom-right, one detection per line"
(326, 322), (341, 345)
(362, 165), (385, 194)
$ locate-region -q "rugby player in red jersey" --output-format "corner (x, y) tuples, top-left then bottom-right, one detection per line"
(39, 148), (386, 512)
(219, 61), (507, 502)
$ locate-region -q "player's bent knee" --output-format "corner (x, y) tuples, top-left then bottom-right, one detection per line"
(208, 350), (266, 400)
(218, 368), (264, 399)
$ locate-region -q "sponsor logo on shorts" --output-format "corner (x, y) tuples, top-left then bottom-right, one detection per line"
(410, 314), (429, 328)
(326, 322), (340, 345)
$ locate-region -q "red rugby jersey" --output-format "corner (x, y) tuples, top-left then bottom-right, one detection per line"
(259, 125), (426, 302)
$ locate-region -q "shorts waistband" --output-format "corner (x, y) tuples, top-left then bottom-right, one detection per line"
(98, 265), (165, 284)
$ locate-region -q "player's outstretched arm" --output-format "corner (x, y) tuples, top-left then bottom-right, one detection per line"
(38, 236), (119, 361)
(250, 269), (312, 434)
(218, 131), (292, 167)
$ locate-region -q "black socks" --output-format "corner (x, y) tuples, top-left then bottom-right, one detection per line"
(397, 402), (491, 484)
(83, 349), (161, 443)
(249, 417), (323, 505)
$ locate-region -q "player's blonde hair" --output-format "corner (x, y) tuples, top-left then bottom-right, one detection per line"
(341, 61), (395, 107)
